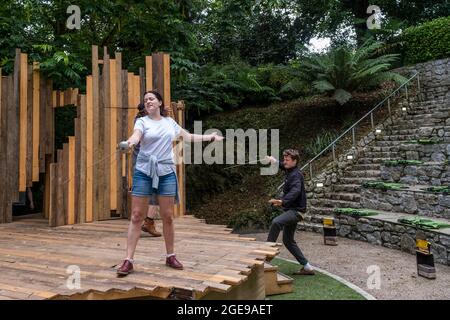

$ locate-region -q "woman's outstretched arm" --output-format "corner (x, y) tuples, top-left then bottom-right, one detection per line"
(127, 129), (143, 147)
(179, 129), (224, 142)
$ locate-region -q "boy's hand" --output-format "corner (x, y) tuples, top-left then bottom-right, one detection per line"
(268, 199), (282, 207)
(264, 156), (277, 164)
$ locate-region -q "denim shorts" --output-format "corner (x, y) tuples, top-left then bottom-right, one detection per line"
(131, 169), (178, 197)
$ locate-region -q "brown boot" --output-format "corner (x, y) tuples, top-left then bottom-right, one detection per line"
(141, 217), (162, 237)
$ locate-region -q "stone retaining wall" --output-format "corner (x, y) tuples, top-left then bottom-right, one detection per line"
(381, 163), (450, 185)
(360, 188), (450, 219)
(334, 215), (450, 265)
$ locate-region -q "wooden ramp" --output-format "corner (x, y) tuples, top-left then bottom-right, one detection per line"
(0, 215), (282, 300)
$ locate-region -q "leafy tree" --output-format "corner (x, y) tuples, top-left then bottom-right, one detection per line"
(302, 41), (407, 105)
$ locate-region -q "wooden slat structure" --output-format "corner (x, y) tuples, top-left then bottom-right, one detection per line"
(0, 216), (281, 300)
(0, 46), (187, 226)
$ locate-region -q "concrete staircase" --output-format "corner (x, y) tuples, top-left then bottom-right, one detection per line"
(302, 66), (450, 265)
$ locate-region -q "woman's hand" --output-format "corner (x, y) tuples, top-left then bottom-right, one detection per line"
(268, 199), (283, 207)
(208, 132), (224, 142)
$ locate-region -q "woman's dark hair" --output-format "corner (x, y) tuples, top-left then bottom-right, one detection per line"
(136, 103), (147, 119)
(143, 90), (167, 116)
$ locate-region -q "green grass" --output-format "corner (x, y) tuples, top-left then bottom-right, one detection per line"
(362, 181), (408, 191)
(334, 208), (379, 217)
(267, 258), (366, 300)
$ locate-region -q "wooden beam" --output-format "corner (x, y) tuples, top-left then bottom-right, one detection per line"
(86, 76), (93, 223)
(102, 51), (111, 220)
(92, 45), (99, 222)
(48, 163), (57, 227)
(38, 72), (46, 173)
(79, 95), (87, 224)
(26, 65), (33, 187)
(19, 53), (27, 192)
(0, 69), (4, 223)
(114, 52), (123, 216)
(109, 59), (117, 211)
(145, 56), (153, 91)
(68, 136), (75, 225)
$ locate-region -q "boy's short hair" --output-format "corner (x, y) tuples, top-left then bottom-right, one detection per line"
(282, 149), (300, 165)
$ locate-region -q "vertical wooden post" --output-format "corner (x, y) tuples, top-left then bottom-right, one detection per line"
(86, 76), (94, 222)
(68, 136), (75, 225)
(79, 95), (87, 223)
(0, 69), (4, 223)
(38, 72), (46, 174)
(19, 53), (28, 192)
(48, 162), (57, 227)
(102, 48), (111, 219)
(145, 56), (153, 91)
(92, 45), (100, 222)
(62, 143), (69, 225)
(115, 52), (123, 216)
(26, 65), (33, 187)
(110, 59), (118, 211)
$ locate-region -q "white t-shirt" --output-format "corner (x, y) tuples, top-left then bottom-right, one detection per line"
(134, 116), (182, 176)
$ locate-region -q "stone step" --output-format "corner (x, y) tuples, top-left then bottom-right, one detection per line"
(332, 184), (362, 193)
(338, 177), (380, 184)
(378, 135), (420, 141)
(403, 112), (450, 120)
(358, 157), (401, 164)
(366, 146), (400, 152)
(327, 192), (361, 202)
(361, 151), (400, 158)
(309, 198), (361, 209)
(349, 163), (381, 171)
(343, 170), (380, 178)
(389, 121), (446, 130)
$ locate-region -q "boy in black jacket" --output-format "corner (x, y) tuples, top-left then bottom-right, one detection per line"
(265, 149), (315, 275)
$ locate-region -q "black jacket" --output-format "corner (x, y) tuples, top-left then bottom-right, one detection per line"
(279, 162), (307, 212)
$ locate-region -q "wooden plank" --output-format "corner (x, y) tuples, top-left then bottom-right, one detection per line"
(62, 144), (69, 226)
(0, 70), (5, 223)
(68, 136), (75, 225)
(19, 53), (27, 192)
(126, 72), (134, 188)
(177, 102), (186, 216)
(43, 155), (51, 220)
(45, 81), (54, 158)
(74, 118), (80, 224)
(109, 59), (118, 211)
(59, 90), (64, 107)
(92, 45), (99, 222)
(145, 56), (153, 91)
(121, 70), (129, 218)
(86, 76), (93, 223)
(102, 49), (111, 219)
(55, 151), (64, 226)
(152, 53), (164, 96)
(6, 50), (20, 224)
(114, 53), (122, 216)
(26, 65), (33, 187)
(79, 95), (87, 223)
(48, 163), (57, 227)
(38, 72), (46, 173)
(139, 67), (145, 103)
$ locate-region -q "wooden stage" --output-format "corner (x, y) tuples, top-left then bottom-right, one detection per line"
(0, 215), (289, 300)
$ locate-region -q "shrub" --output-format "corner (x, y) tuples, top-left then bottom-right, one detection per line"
(304, 130), (339, 158)
(402, 16), (450, 65)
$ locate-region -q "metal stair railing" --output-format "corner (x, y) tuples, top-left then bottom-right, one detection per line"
(277, 72), (420, 191)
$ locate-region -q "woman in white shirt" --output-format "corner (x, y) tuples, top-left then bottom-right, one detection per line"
(117, 90), (223, 275)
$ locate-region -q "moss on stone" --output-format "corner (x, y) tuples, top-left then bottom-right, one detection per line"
(383, 160), (423, 166)
(362, 181), (408, 191)
(334, 208), (379, 217)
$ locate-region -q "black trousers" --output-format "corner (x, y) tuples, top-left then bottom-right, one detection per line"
(267, 209), (308, 266)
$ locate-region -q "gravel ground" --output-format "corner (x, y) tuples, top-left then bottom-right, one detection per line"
(245, 230), (450, 300)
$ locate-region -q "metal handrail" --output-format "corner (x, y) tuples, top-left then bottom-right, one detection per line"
(297, 72), (420, 181)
